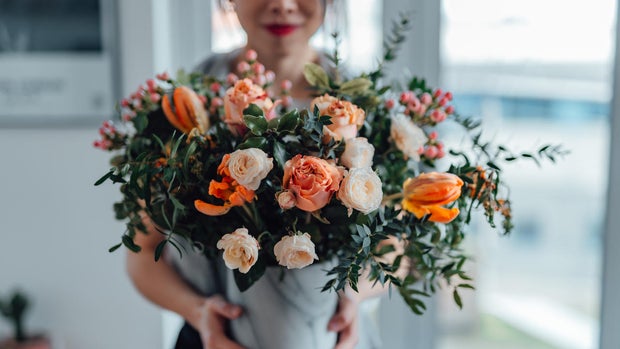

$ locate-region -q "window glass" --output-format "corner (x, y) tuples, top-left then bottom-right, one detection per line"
(437, 1), (615, 348)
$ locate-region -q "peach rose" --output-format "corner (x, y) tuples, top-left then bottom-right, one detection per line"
(216, 228), (259, 273)
(282, 154), (344, 212)
(310, 94), (365, 141)
(337, 167), (383, 216)
(340, 137), (375, 169)
(273, 233), (318, 269)
(224, 78), (275, 135)
(227, 148), (273, 190)
(390, 113), (427, 161)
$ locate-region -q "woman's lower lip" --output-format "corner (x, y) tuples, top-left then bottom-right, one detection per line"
(265, 25), (298, 36)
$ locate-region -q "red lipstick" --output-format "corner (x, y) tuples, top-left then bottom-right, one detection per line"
(265, 24), (298, 36)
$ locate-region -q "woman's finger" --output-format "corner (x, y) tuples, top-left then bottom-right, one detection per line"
(206, 295), (243, 320)
(328, 295), (357, 332)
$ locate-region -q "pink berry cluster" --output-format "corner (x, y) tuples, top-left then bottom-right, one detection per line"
(119, 72), (170, 122)
(207, 80), (225, 115)
(93, 121), (127, 151)
(280, 79), (293, 108)
(417, 130), (445, 161)
(385, 88), (456, 162)
(234, 50), (277, 93)
(397, 88), (454, 126)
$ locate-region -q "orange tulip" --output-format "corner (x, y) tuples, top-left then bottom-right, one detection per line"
(194, 154), (255, 216)
(401, 172), (463, 223)
(162, 86), (209, 134)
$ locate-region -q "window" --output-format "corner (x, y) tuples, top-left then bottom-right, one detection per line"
(437, 1), (615, 348)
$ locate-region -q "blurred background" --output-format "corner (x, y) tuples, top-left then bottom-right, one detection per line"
(0, 0), (618, 348)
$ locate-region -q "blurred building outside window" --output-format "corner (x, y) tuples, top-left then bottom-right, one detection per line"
(437, 1), (615, 348)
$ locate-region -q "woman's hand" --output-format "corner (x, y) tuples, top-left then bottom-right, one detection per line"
(328, 292), (359, 349)
(191, 295), (246, 349)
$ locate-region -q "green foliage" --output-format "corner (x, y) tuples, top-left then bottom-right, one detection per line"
(0, 291), (30, 342)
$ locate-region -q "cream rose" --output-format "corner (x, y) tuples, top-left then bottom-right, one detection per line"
(337, 167), (383, 216)
(310, 94), (365, 141)
(216, 228), (259, 273)
(390, 113), (427, 161)
(341, 137), (375, 169)
(227, 148), (273, 190)
(273, 233), (318, 269)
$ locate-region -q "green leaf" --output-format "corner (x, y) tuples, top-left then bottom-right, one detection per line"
(134, 113), (148, 133)
(277, 110), (299, 132)
(122, 235), (142, 253)
(108, 242), (122, 253)
(243, 104), (264, 117)
(234, 257), (267, 292)
(94, 169), (115, 186)
(238, 137), (268, 150)
(453, 289), (463, 309)
(303, 63), (330, 88)
(273, 141), (288, 169)
(243, 115), (268, 136)
(458, 283), (475, 290)
(339, 78), (372, 95)
(154, 240), (167, 261)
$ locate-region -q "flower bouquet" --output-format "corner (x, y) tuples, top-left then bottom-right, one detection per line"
(95, 17), (563, 320)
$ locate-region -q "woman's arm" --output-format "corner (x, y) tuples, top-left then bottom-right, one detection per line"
(126, 211), (245, 349)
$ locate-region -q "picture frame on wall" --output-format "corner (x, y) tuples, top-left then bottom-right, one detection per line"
(0, 0), (119, 126)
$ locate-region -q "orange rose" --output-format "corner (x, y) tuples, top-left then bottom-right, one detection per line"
(310, 94), (365, 142)
(224, 78), (277, 136)
(282, 154), (344, 212)
(401, 172), (463, 223)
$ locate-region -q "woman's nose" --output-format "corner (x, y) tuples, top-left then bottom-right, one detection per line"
(267, 0), (298, 15)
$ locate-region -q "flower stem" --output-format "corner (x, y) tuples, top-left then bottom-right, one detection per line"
(382, 192), (404, 204)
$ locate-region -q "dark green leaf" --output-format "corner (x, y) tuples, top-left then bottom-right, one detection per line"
(94, 170), (114, 186)
(453, 289), (463, 309)
(122, 235), (142, 253)
(154, 240), (167, 261)
(108, 242), (122, 253)
(273, 141), (288, 169)
(243, 115), (268, 136)
(234, 257), (267, 292)
(243, 104), (264, 117)
(238, 137), (268, 150)
(277, 110), (299, 132)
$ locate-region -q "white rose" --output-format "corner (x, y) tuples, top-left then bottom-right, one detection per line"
(337, 167), (383, 216)
(276, 190), (296, 210)
(341, 137), (375, 169)
(228, 148), (274, 190)
(273, 233), (318, 269)
(390, 113), (427, 161)
(217, 228), (259, 273)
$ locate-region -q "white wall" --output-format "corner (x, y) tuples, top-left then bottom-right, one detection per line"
(0, 129), (162, 349)
(0, 1), (165, 348)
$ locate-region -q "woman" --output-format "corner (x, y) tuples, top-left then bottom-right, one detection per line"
(126, 1), (403, 348)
